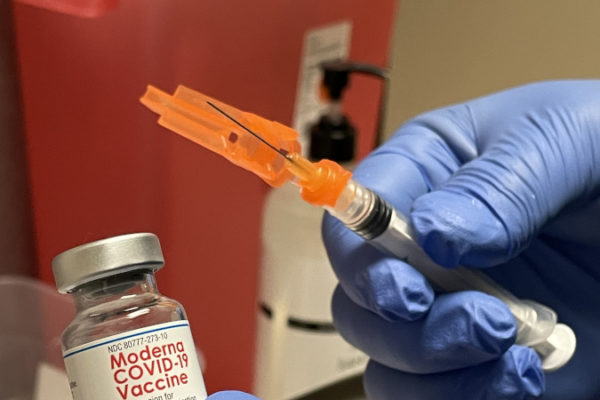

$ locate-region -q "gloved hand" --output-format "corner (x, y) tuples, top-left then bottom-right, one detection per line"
(323, 81), (600, 400)
(207, 391), (260, 400)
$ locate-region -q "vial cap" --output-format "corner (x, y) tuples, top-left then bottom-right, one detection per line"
(52, 233), (165, 294)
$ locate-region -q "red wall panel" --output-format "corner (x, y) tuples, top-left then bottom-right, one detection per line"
(13, 0), (396, 393)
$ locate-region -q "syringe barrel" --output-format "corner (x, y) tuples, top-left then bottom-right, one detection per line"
(327, 178), (575, 371)
(326, 178), (391, 239)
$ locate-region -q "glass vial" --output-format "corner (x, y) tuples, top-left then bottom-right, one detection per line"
(53, 233), (207, 400)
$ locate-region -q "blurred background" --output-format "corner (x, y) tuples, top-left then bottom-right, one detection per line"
(2, 0), (600, 399)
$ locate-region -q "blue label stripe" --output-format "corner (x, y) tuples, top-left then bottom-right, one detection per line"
(63, 322), (190, 359)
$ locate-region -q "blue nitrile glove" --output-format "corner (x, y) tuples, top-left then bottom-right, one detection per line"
(323, 81), (600, 400)
(207, 391), (260, 400)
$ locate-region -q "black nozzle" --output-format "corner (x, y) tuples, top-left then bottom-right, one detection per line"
(309, 114), (356, 162)
(320, 60), (388, 101)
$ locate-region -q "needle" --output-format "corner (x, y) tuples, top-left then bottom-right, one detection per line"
(206, 101), (291, 159)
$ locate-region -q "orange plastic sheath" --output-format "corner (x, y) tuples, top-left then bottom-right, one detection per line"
(141, 84), (353, 207)
(140, 85), (300, 187)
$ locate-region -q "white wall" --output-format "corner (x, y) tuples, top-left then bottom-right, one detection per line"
(384, 1), (600, 136)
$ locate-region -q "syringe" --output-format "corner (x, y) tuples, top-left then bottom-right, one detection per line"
(140, 84), (576, 371)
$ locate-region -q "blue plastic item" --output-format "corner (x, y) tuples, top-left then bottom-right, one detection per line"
(323, 81), (600, 399)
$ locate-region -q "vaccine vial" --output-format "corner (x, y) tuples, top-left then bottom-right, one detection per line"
(52, 233), (207, 400)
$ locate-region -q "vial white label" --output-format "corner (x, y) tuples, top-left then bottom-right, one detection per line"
(63, 321), (207, 400)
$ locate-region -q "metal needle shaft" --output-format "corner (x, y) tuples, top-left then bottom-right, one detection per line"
(206, 101), (290, 158)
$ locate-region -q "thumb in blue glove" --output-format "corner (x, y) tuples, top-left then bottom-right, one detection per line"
(323, 81), (600, 400)
(207, 391), (260, 400)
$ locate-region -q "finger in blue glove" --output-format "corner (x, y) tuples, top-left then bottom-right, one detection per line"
(207, 391), (260, 400)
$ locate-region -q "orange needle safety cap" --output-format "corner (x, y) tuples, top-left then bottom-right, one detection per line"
(141, 85), (300, 187)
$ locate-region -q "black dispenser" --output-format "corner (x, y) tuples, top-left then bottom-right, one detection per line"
(309, 60), (388, 162)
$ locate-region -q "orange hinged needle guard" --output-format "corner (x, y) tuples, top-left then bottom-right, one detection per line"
(140, 85), (300, 187)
